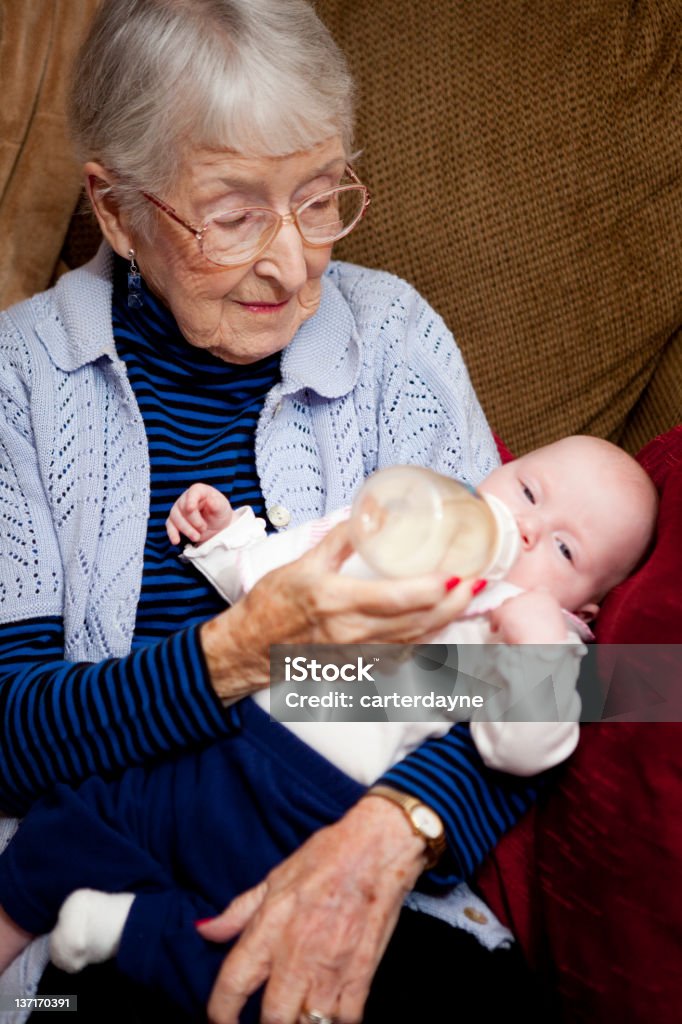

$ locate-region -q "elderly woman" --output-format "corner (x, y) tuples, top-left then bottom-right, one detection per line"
(0, 1), (540, 1022)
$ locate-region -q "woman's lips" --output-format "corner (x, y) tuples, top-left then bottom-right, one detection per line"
(235, 299), (290, 314)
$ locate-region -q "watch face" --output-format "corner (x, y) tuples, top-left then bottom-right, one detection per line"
(412, 805), (443, 840)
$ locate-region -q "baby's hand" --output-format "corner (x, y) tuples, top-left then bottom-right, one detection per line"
(166, 484), (234, 546)
(489, 589), (568, 645)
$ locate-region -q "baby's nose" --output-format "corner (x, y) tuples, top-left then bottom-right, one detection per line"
(517, 514), (540, 549)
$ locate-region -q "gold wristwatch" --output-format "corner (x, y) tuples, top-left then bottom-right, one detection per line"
(366, 784), (446, 870)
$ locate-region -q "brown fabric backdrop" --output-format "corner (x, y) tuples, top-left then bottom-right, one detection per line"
(0, 0), (99, 309)
(317, 0), (682, 453)
(1, 0), (679, 452)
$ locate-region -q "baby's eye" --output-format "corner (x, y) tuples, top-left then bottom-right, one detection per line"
(521, 483), (536, 504)
(557, 539), (573, 562)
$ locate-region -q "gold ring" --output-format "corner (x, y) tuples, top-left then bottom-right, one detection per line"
(303, 1011), (336, 1024)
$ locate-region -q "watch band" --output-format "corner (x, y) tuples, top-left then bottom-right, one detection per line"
(366, 784), (446, 870)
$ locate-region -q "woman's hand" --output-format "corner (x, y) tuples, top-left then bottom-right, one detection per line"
(200, 520), (476, 702)
(197, 795), (429, 1024)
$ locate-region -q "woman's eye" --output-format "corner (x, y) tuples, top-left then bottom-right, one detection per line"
(521, 483), (536, 504)
(216, 211), (252, 227)
(306, 196), (335, 211)
(557, 539), (573, 562)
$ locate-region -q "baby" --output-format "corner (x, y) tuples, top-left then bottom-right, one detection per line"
(0, 436), (657, 1019)
(173, 433), (657, 777)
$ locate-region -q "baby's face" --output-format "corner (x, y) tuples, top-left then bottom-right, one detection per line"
(478, 437), (656, 620)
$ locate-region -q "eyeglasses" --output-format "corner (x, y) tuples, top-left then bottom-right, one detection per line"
(141, 164), (370, 268)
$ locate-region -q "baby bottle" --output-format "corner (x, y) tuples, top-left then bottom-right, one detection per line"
(349, 466), (520, 580)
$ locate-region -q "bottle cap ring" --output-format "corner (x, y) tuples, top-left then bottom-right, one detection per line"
(480, 493), (521, 579)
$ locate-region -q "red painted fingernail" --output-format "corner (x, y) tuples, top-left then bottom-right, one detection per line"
(471, 579), (488, 595)
(194, 918), (213, 927)
(444, 576), (462, 592)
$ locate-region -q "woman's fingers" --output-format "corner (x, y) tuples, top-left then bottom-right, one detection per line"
(306, 523), (441, 612)
(207, 936), (273, 1024)
(259, 965), (312, 1024)
(299, 903), (396, 1024)
(253, 550), (478, 647)
(438, 575), (479, 620)
(335, 907), (398, 1024)
(304, 576), (477, 644)
(304, 520), (356, 572)
(302, 530), (475, 621)
(197, 881), (268, 943)
(204, 797), (424, 1024)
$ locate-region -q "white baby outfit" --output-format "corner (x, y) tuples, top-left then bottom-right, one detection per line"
(183, 506), (587, 783)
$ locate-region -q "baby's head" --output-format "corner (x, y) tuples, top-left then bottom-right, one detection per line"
(478, 435), (658, 621)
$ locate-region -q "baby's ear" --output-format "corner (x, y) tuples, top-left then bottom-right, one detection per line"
(576, 601), (600, 623)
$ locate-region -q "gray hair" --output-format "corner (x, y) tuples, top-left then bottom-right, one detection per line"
(70, 0), (355, 229)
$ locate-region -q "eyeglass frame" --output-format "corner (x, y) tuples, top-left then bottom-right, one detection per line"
(140, 164), (371, 268)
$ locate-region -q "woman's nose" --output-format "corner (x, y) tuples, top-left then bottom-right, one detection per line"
(254, 218), (308, 292)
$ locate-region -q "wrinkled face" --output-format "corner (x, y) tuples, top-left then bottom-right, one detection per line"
(479, 438), (654, 618)
(130, 137), (346, 364)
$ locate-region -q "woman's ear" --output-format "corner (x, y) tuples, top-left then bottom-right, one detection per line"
(576, 601), (600, 623)
(83, 161), (134, 258)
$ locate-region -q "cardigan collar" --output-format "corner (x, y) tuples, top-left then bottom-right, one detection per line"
(31, 243), (361, 400)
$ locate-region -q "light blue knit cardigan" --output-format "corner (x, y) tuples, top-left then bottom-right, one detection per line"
(0, 244), (499, 1006)
(0, 244), (499, 662)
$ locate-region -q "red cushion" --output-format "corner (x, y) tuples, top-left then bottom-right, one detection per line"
(534, 722), (682, 1020)
(477, 426), (682, 1022)
(493, 433), (516, 465)
(595, 425), (682, 643)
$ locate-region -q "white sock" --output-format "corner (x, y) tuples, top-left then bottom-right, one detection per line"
(49, 889), (135, 973)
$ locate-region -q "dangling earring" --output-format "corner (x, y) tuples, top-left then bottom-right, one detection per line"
(127, 249), (143, 308)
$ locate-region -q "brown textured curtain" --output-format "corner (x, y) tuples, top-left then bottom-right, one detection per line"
(1, 0), (679, 450)
(318, 0), (682, 453)
(0, 0), (100, 310)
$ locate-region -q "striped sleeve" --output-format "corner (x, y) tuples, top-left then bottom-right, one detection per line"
(380, 723), (540, 884)
(0, 617), (237, 816)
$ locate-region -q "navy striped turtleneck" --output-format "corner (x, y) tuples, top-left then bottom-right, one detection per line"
(112, 255), (281, 642)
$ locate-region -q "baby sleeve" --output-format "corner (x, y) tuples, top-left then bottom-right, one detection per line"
(469, 634), (585, 776)
(182, 506), (350, 603)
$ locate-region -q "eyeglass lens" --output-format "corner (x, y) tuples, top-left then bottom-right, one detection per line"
(201, 185), (367, 266)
